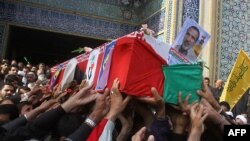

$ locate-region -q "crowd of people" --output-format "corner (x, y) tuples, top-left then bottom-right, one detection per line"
(0, 56), (248, 141)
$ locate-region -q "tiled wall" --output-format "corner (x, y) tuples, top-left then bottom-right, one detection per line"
(165, 0), (172, 43)
(144, 9), (166, 34)
(20, 0), (141, 23)
(0, 1), (136, 40)
(140, 0), (166, 37)
(217, 0), (250, 80)
(140, 0), (166, 19)
(0, 0), (166, 58)
(182, 0), (199, 23)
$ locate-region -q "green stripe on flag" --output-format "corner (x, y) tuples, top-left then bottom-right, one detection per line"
(162, 64), (203, 105)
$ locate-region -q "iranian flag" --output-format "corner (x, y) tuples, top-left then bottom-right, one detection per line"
(50, 32), (168, 97)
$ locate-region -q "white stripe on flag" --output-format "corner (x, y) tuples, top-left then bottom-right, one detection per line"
(60, 58), (78, 91)
(144, 34), (170, 63)
(85, 48), (100, 85)
(98, 120), (115, 141)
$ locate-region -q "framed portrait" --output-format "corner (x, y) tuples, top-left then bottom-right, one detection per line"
(168, 18), (210, 65)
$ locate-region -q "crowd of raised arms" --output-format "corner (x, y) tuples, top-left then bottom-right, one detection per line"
(0, 58), (248, 141)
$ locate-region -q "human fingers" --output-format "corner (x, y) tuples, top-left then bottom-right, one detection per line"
(151, 87), (161, 100)
(178, 92), (183, 105)
(147, 135), (155, 141)
(103, 88), (110, 97)
(184, 94), (191, 104)
(123, 95), (131, 106)
(134, 126), (147, 138)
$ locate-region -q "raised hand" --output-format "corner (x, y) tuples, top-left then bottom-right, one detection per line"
(136, 87), (165, 118)
(105, 78), (131, 122)
(116, 112), (134, 141)
(28, 83), (42, 95)
(130, 100), (154, 128)
(200, 98), (230, 131)
(140, 24), (155, 36)
(197, 81), (221, 111)
(187, 103), (208, 141)
(132, 126), (155, 141)
(36, 99), (57, 113)
(197, 81), (215, 103)
(88, 88), (111, 124)
(178, 92), (192, 115)
(189, 103), (207, 132)
(170, 111), (190, 134)
(61, 83), (97, 113)
(78, 79), (88, 90)
(52, 84), (63, 98)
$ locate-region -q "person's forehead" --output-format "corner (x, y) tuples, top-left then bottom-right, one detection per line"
(216, 80), (223, 83)
(187, 28), (199, 35)
(3, 85), (14, 90)
(26, 75), (34, 78)
(27, 72), (35, 75)
(2, 63), (8, 66)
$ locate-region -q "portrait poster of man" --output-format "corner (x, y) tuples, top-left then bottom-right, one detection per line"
(168, 18), (210, 65)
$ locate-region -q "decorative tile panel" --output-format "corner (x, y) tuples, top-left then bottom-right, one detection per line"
(91, 0), (120, 6)
(140, 0), (166, 19)
(218, 0), (250, 80)
(215, 0), (222, 80)
(144, 9), (165, 34)
(0, 1), (136, 39)
(182, 0), (199, 23)
(166, 0), (173, 43)
(22, 0), (84, 11)
(21, 0), (140, 23)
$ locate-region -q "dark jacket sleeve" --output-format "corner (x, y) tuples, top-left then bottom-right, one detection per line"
(1, 106), (66, 140)
(1, 116), (27, 132)
(170, 132), (187, 141)
(67, 123), (93, 141)
(150, 117), (171, 141)
(30, 106), (66, 131)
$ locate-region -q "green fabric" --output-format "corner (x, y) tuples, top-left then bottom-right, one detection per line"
(162, 64), (203, 105)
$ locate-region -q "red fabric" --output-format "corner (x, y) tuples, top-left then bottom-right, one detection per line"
(50, 36), (166, 97)
(87, 118), (108, 141)
(106, 37), (166, 96)
(49, 50), (102, 89)
(50, 53), (90, 89)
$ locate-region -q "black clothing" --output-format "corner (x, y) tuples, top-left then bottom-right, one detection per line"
(0, 106), (66, 140)
(67, 123), (93, 141)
